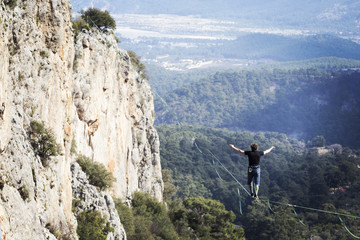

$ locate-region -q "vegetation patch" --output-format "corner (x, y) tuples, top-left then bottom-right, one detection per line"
(162, 169), (177, 202)
(72, 198), (82, 212)
(71, 18), (90, 36)
(114, 199), (134, 235)
(114, 190), (244, 239)
(39, 50), (49, 58)
(29, 120), (61, 167)
(115, 192), (178, 240)
(76, 155), (115, 190)
(18, 186), (29, 201)
(76, 210), (114, 240)
(45, 222), (72, 240)
(80, 8), (116, 30)
(127, 50), (149, 79)
(4, 0), (17, 9)
(70, 138), (77, 155)
(72, 8), (116, 36)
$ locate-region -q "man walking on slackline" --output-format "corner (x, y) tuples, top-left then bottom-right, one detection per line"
(229, 143), (274, 199)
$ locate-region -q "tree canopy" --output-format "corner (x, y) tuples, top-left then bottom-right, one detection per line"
(157, 124), (360, 239)
(155, 69), (360, 148)
(115, 192), (245, 240)
(81, 8), (116, 30)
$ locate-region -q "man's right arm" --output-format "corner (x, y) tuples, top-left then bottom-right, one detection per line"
(229, 144), (245, 155)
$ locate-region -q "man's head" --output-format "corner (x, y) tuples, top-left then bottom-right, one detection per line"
(251, 143), (258, 151)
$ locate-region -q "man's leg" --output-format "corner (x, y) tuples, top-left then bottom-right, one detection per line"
(248, 168), (254, 197)
(253, 168), (261, 198)
(249, 183), (254, 197)
(254, 185), (259, 198)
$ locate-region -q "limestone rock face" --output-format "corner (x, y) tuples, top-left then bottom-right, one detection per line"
(0, 0), (163, 239)
(72, 30), (163, 202)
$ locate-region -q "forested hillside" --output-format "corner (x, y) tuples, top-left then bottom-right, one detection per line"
(157, 124), (360, 239)
(155, 67), (360, 147)
(149, 57), (360, 93)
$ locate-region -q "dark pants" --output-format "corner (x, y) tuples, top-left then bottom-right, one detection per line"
(247, 166), (260, 186)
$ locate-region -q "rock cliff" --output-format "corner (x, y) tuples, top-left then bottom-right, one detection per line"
(0, 0), (163, 239)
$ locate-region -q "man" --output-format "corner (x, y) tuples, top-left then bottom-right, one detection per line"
(229, 143), (274, 199)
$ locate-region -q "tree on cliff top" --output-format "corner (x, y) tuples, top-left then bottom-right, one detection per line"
(81, 8), (116, 30)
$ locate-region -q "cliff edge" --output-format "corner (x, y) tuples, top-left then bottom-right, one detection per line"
(0, 0), (163, 239)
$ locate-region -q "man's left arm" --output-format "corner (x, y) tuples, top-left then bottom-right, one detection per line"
(264, 146), (275, 155)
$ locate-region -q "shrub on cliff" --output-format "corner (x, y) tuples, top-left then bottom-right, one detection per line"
(127, 50), (149, 79)
(76, 155), (115, 190)
(4, 0), (17, 9)
(77, 210), (114, 240)
(29, 120), (61, 167)
(80, 8), (116, 30)
(71, 18), (90, 35)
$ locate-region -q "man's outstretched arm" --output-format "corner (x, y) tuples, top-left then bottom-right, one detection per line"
(229, 144), (245, 155)
(264, 146), (275, 155)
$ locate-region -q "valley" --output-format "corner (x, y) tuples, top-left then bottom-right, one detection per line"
(66, 2), (360, 239)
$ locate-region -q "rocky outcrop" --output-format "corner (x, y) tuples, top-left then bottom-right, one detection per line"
(0, 0), (163, 239)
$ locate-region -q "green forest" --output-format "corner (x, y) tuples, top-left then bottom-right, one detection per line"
(147, 57), (360, 239)
(156, 124), (360, 239)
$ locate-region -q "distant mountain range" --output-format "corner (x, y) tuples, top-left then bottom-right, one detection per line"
(70, 0), (360, 71)
(72, 0), (360, 35)
(221, 33), (360, 61)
